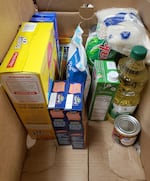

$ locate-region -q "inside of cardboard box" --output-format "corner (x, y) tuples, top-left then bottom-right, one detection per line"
(0, 0), (150, 181)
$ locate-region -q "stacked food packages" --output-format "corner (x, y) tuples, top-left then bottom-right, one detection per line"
(48, 81), (87, 149)
(0, 22), (58, 139)
(0, 8), (149, 148)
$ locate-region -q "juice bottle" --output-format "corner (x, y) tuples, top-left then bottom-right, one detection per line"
(108, 45), (148, 121)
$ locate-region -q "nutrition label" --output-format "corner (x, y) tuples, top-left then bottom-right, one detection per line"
(1, 74), (45, 103)
(91, 95), (112, 120)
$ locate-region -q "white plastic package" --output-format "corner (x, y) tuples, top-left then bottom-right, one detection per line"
(67, 25), (91, 101)
(96, 8), (150, 64)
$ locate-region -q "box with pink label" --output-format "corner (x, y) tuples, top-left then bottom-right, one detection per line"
(48, 81), (69, 131)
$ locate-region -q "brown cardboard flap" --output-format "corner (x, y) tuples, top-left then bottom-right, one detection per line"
(23, 140), (57, 173)
(0, 0), (35, 63)
(0, 85), (27, 181)
(140, 130), (150, 181)
(57, 11), (97, 38)
(135, 67), (150, 180)
(86, 0), (136, 11)
(136, 67), (150, 138)
(136, 0), (150, 31)
(36, 0), (136, 12)
(22, 144), (88, 181)
(109, 143), (145, 180)
(36, 0), (87, 12)
(89, 121), (145, 181)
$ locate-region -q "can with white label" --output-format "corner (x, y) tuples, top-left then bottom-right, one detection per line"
(112, 115), (141, 146)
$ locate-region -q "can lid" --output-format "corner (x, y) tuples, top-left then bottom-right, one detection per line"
(114, 115), (141, 136)
(130, 45), (147, 60)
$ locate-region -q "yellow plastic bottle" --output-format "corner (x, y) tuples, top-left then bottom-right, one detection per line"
(108, 45), (148, 121)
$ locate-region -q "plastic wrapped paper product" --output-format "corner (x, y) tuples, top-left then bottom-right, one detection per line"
(66, 25), (91, 101)
(96, 8), (150, 64)
(85, 29), (118, 69)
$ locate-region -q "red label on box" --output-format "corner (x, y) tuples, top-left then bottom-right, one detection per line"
(7, 52), (18, 68)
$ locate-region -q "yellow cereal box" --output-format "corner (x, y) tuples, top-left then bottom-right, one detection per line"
(0, 22), (57, 106)
(25, 123), (56, 139)
(14, 103), (52, 124)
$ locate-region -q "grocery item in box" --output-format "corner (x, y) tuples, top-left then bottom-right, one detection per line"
(96, 8), (150, 64)
(86, 30), (118, 69)
(65, 82), (84, 121)
(48, 80), (68, 119)
(70, 131), (85, 149)
(88, 60), (120, 120)
(69, 121), (83, 132)
(55, 130), (71, 145)
(30, 12), (60, 68)
(0, 22), (57, 106)
(14, 104), (52, 124)
(67, 25), (91, 101)
(59, 37), (71, 80)
(51, 118), (69, 130)
(25, 123), (55, 139)
(31, 12), (59, 39)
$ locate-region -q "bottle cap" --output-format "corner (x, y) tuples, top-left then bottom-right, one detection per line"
(108, 71), (119, 82)
(130, 45), (147, 60)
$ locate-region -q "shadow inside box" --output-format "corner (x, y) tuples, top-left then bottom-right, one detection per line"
(87, 120), (114, 147)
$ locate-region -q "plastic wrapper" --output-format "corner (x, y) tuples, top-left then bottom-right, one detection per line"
(96, 8), (150, 64)
(67, 25), (91, 101)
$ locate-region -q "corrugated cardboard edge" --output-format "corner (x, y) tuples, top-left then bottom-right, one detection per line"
(0, 0), (35, 63)
(88, 121), (146, 181)
(108, 142), (146, 180)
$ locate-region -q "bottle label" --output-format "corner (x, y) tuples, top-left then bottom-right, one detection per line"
(110, 103), (137, 118)
(120, 137), (137, 146)
(120, 75), (144, 89)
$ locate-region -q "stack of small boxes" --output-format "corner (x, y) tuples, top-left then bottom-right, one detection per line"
(48, 81), (71, 145)
(48, 81), (87, 149)
(65, 82), (86, 149)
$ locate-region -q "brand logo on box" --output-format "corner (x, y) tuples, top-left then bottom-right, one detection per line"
(7, 52), (18, 68)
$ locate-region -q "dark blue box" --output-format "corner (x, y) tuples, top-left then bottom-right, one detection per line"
(70, 131), (85, 149)
(52, 118), (69, 130)
(30, 12), (60, 67)
(65, 82), (84, 121)
(48, 80), (68, 119)
(68, 120), (83, 132)
(56, 130), (71, 145)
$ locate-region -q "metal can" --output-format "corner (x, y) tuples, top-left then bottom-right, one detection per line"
(112, 114), (141, 146)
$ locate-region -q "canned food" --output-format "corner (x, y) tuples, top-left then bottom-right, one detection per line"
(112, 114), (141, 146)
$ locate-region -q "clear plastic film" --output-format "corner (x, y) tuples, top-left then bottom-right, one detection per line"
(96, 8), (150, 64)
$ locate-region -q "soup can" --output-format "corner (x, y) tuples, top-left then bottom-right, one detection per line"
(112, 114), (141, 146)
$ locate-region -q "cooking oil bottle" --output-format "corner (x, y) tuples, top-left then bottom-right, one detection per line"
(108, 45), (148, 121)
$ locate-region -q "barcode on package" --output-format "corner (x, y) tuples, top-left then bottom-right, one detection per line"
(65, 94), (73, 109)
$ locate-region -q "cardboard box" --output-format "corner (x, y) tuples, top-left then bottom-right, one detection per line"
(0, 22), (58, 139)
(70, 131), (85, 149)
(24, 123), (55, 139)
(69, 121), (83, 132)
(48, 80), (70, 144)
(14, 104), (52, 124)
(30, 12), (60, 71)
(1, 0), (150, 181)
(48, 80), (68, 119)
(0, 22), (57, 106)
(51, 118), (69, 130)
(65, 82), (84, 121)
(88, 60), (120, 121)
(55, 129), (71, 145)
(59, 37), (71, 80)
